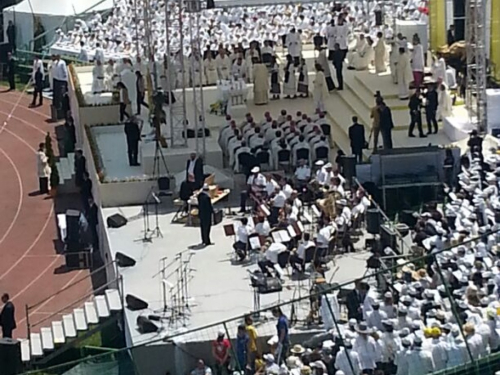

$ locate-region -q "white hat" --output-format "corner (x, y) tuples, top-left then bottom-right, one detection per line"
(315, 160), (325, 166)
(203, 183), (210, 190)
(251, 166), (260, 173)
(263, 353), (275, 362)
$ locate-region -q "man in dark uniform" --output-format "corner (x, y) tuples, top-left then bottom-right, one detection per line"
(124, 117), (141, 166)
(0, 293), (16, 338)
(348, 116), (366, 163)
(31, 64), (44, 106)
(408, 88), (426, 138)
(186, 152), (204, 189)
(6, 52), (15, 91)
(425, 84), (439, 134)
(379, 100), (394, 149)
(6, 21), (16, 53)
(86, 197), (99, 250)
(332, 43), (344, 90)
(198, 184), (213, 247)
(74, 149), (87, 188)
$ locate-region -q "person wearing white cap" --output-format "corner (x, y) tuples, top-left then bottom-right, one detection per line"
(381, 292), (397, 319)
(240, 166), (266, 213)
(394, 337), (412, 375)
(366, 300), (387, 331)
(407, 335), (435, 375)
(353, 322), (378, 374)
(198, 183), (214, 247)
(447, 334), (468, 368)
(334, 340), (361, 375)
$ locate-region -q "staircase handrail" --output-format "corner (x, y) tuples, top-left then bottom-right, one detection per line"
(29, 275), (120, 330)
(27, 259), (116, 311)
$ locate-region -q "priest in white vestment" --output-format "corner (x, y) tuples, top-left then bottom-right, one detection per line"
(253, 62), (269, 105)
(91, 59), (105, 93)
(216, 50), (232, 80)
(286, 28), (301, 65)
(374, 32), (387, 73)
(431, 53), (446, 85)
(397, 48), (413, 100)
(411, 37), (425, 88)
(347, 34), (367, 67)
(313, 64), (329, 112)
(438, 83), (453, 120)
(348, 37), (374, 71)
(104, 60), (117, 91)
(203, 55), (218, 85)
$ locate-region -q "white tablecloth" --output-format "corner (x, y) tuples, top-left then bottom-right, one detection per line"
(443, 115), (474, 142)
(217, 79), (248, 104)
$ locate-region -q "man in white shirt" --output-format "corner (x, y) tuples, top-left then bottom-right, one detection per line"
(270, 186), (287, 225)
(353, 323), (379, 374)
(258, 241), (287, 277)
(289, 232), (314, 273)
(53, 55), (69, 112)
(255, 216), (271, 237)
(78, 41), (89, 62)
(233, 217), (250, 261)
(294, 159), (311, 188)
(240, 166), (266, 213)
(94, 42), (105, 64)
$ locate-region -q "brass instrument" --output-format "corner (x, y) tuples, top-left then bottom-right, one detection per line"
(316, 191), (342, 219)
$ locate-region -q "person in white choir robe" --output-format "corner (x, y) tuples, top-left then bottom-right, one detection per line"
(283, 55), (297, 99)
(326, 19), (337, 60)
(313, 64), (329, 113)
(232, 56), (247, 80)
(411, 36), (425, 88)
(253, 60), (269, 105)
(389, 38), (400, 84)
(349, 37), (374, 71)
(245, 47), (259, 82)
(92, 59), (105, 94)
(353, 323), (378, 373)
(215, 49), (231, 80)
(397, 48), (413, 100)
(374, 32), (387, 73)
(286, 28), (301, 65)
(431, 53), (446, 85)
(407, 336), (435, 375)
(94, 42), (105, 64)
(190, 53), (204, 87)
(438, 83), (453, 120)
(104, 59), (117, 91)
(78, 41), (89, 62)
(347, 34), (367, 67)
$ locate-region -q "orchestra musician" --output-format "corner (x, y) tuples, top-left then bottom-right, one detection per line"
(255, 216), (271, 236)
(234, 217), (250, 261)
(294, 159), (311, 190)
(239, 167), (266, 214)
(289, 232), (315, 273)
(258, 241), (287, 278)
(270, 186), (287, 226)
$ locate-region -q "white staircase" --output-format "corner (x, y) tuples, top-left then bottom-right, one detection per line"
(20, 288), (122, 364)
(55, 152), (75, 184)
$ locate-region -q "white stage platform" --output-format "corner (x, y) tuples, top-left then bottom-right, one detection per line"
(443, 106), (476, 142)
(102, 206), (369, 347)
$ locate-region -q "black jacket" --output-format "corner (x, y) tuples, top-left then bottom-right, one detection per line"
(197, 191), (213, 223)
(426, 90), (438, 111)
(348, 123), (366, 151)
(34, 69), (44, 90)
(346, 289), (363, 320)
(408, 94), (421, 113)
(0, 301), (16, 330)
(186, 158), (204, 188)
(447, 30), (455, 46)
(379, 106), (394, 130)
(124, 121), (141, 143)
(332, 50), (344, 70)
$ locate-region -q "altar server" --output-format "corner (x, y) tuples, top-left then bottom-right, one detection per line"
(232, 55), (247, 80)
(204, 54), (218, 85)
(317, 48), (335, 91)
(286, 28), (301, 65)
(270, 57), (281, 100)
(374, 32), (387, 73)
(283, 54), (297, 99)
(432, 53), (446, 85)
(438, 83), (453, 120)
(216, 49), (232, 80)
(326, 19), (337, 60)
(297, 58), (309, 98)
(91, 59), (105, 94)
(397, 48), (413, 100)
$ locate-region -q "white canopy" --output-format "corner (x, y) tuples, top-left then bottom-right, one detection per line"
(3, 0), (113, 51)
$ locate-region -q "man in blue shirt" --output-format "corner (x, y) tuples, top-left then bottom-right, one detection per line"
(272, 307), (289, 364)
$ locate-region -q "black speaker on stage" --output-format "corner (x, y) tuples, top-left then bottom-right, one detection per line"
(158, 176), (171, 191)
(366, 208), (380, 235)
(116, 252), (136, 267)
(212, 209), (223, 225)
(126, 294), (148, 311)
(0, 338), (22, 375)
(380, 224), (398, 253)
(137, 316), (159, 334)
(341, 155), (357, 189)
(66, 209), (81, 244)
(107, 213), (128, 228)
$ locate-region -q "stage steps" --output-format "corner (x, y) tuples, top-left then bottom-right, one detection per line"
(19, 288), (122, 365)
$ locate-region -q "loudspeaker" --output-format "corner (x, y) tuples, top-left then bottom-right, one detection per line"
(116, 252), (136, 267)
(137, 316), (159, 333)
(66, 209), (82, 244)
(107, 213), (128, 228)
(212, 209), (223, 225)
(0, 338), (22, 375)
(158, 177), (171, 191)
(126, 294), (148, 311)
(366, 208), (380, 235)
(380, 224), (398, 253)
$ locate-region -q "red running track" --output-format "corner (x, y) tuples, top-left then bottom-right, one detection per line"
(0, 89), (91, 339)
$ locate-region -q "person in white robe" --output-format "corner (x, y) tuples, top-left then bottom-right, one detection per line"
(313, 64), (329, 112)
(431, 52), (446, 85)
(283, 55), (297, 98)
(297, 58), (309, 98)
(92, 59), (105, 94)
(347, 34), (367, 67)
(374, 32), (387, 73)
(286, 28), (301, 65)
(245, 47), (259, 83)
(411, 36), (425, 88)
(397, 48), (413, 100)
(348, 37), (374, 71)
(190, 53), (204, 87)
(438, 83), (453, 120)
(104, 59), (117, 91)
(335, 341), (361, 375)
(203, 54), (218, 85)
(215, 50), (232, 81)
(78, 41), (89, 62)
(253, 61), (269, 105)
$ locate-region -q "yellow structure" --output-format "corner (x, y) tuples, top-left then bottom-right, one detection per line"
(492, 4), (500, 82)
(429, 0), (447, 51)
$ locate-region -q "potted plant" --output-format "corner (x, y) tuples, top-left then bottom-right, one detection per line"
(45, 133), (60, 196)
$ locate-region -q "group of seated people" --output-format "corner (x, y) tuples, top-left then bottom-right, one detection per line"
(229, 162), (372, 281)
(218, 110), (332, 174)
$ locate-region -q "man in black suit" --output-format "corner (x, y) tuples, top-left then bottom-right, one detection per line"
(186, 152), (204, 189)
(31, 64), (44, 107)
(124, 117), (141, 166)
(86, 197), (99, 250)
(0, 293), (16, 338)
(345, 280), (367, 321)
(6, 21), (16, 53)
(408, 88), (426, 138)
(198, 184), (213, 246)
(332, 43), (344, 90)
(447, 25), (455, 46)
(425, 84), (439, 134)
(74, 149), (87, 188)
(6, 53), (16, 91)
(348, 116), (366, 163)
(379, 100), (394, 149)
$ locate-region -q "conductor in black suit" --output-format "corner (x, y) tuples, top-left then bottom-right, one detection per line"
(198, 184), (213, 246)
(348, 116), (365, 163)
(0, 293), (16, 338)
(124, 117), (141, 166)
(186, 152), (204, 189)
